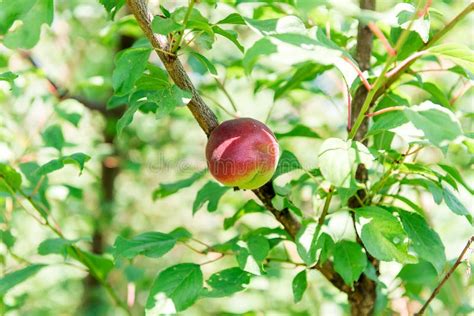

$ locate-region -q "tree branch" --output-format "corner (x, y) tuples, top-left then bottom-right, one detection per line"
(126, 0), (349, 294)
(415, 236), (474, 315)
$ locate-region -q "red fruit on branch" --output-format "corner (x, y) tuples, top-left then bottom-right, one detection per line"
(206, 118), (279, 189)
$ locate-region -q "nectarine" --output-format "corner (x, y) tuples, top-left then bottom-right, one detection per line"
(206, 118), (279, 189)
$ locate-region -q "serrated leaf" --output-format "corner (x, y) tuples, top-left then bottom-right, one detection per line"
(112, 47), (151, 96)
(36, 153), (91, 176)
(0, 0), (36, 34)
(0, 264), (46, 296)
(333, 240), (367, 287)
(113, 232), (176, 260)
(202, 267), (251, 298)
(292, 270), (307, 303)
(192, 181), (230, 214)
(146, 263), (202, 313)
(3, 0), (54, 49)
(0, 163), (22, 193)
(42, 124), (65, 151)
(356, 206), (417, 264)
(295, 220), (319, 266)
(398, 210), (446, 273)
(273, 150), (302, 179)
(275, 124), (321, 139)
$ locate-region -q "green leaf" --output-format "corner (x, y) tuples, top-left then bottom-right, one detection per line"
(42, 124), (65, 151)
(224, 200), (266, 229)
(439, 164), (473, 194)
(356, 206), (417, 264)
(0, 230), (15, 248)
(153, 170), (206, 200)
(151, 85), (193, 118)
(212, 26), (244, 52)
(151, 16), (183, 35)
(244, 16), (306, 36)
(295, 220), (319, 266)
(273, 150), (303, 179)
(113, 232), (176, 260)
(36, 153), (91, 176)
(0, 0), (36, 34)
(400, 178), (443, 204)
(402, 101), (463, 148)
(189, 52), (217, 75)
(192, 181), (230, 214)
(368, 108), (409, 137)
(3, 0), (54, 49)
(398, 260), (437, 284)
(146, 263), (203, 313)
(112, 47), (151, 96)
(169, 227), (192, 242)
(406, 81), (451, 108)
(99, 0), (125, 20)
(333, 240), (367, 287)
(318, 138), (373, 188)
(202, 267), (251, 298)
(38, 238), (76, 257)
(0, 163), (22, 193)
(0, 264), (46, 296)
(217, 13), (245, 25)
(0, 71), (18, 86)
(274, 63), (331, 100)
(429, 44), (474, 74)
(398, 210), (446, 273)
(442, 187), (472, 223)
(242, 38), (278, 74)
(69, 249), (114, 280)
(292, 270), (307, 303)
(315, 232), (334, 264)
(236, 235), (269, 275)
(275, 124), (321, 139)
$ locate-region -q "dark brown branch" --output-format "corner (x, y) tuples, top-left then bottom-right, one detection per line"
(415, 236), (474, 315)
(126, 0), (349, 294)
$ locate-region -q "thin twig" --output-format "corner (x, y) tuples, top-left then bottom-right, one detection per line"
(368, 22), (396, 56)
(415, 236), (474, 315)
(214, 77), (239, 113)
(342, 56), (372, 91)
(366, 106), (404, 117)
(315, 186), (334, 237)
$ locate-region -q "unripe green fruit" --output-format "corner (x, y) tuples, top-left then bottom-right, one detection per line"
(206, 118), (279, 189)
